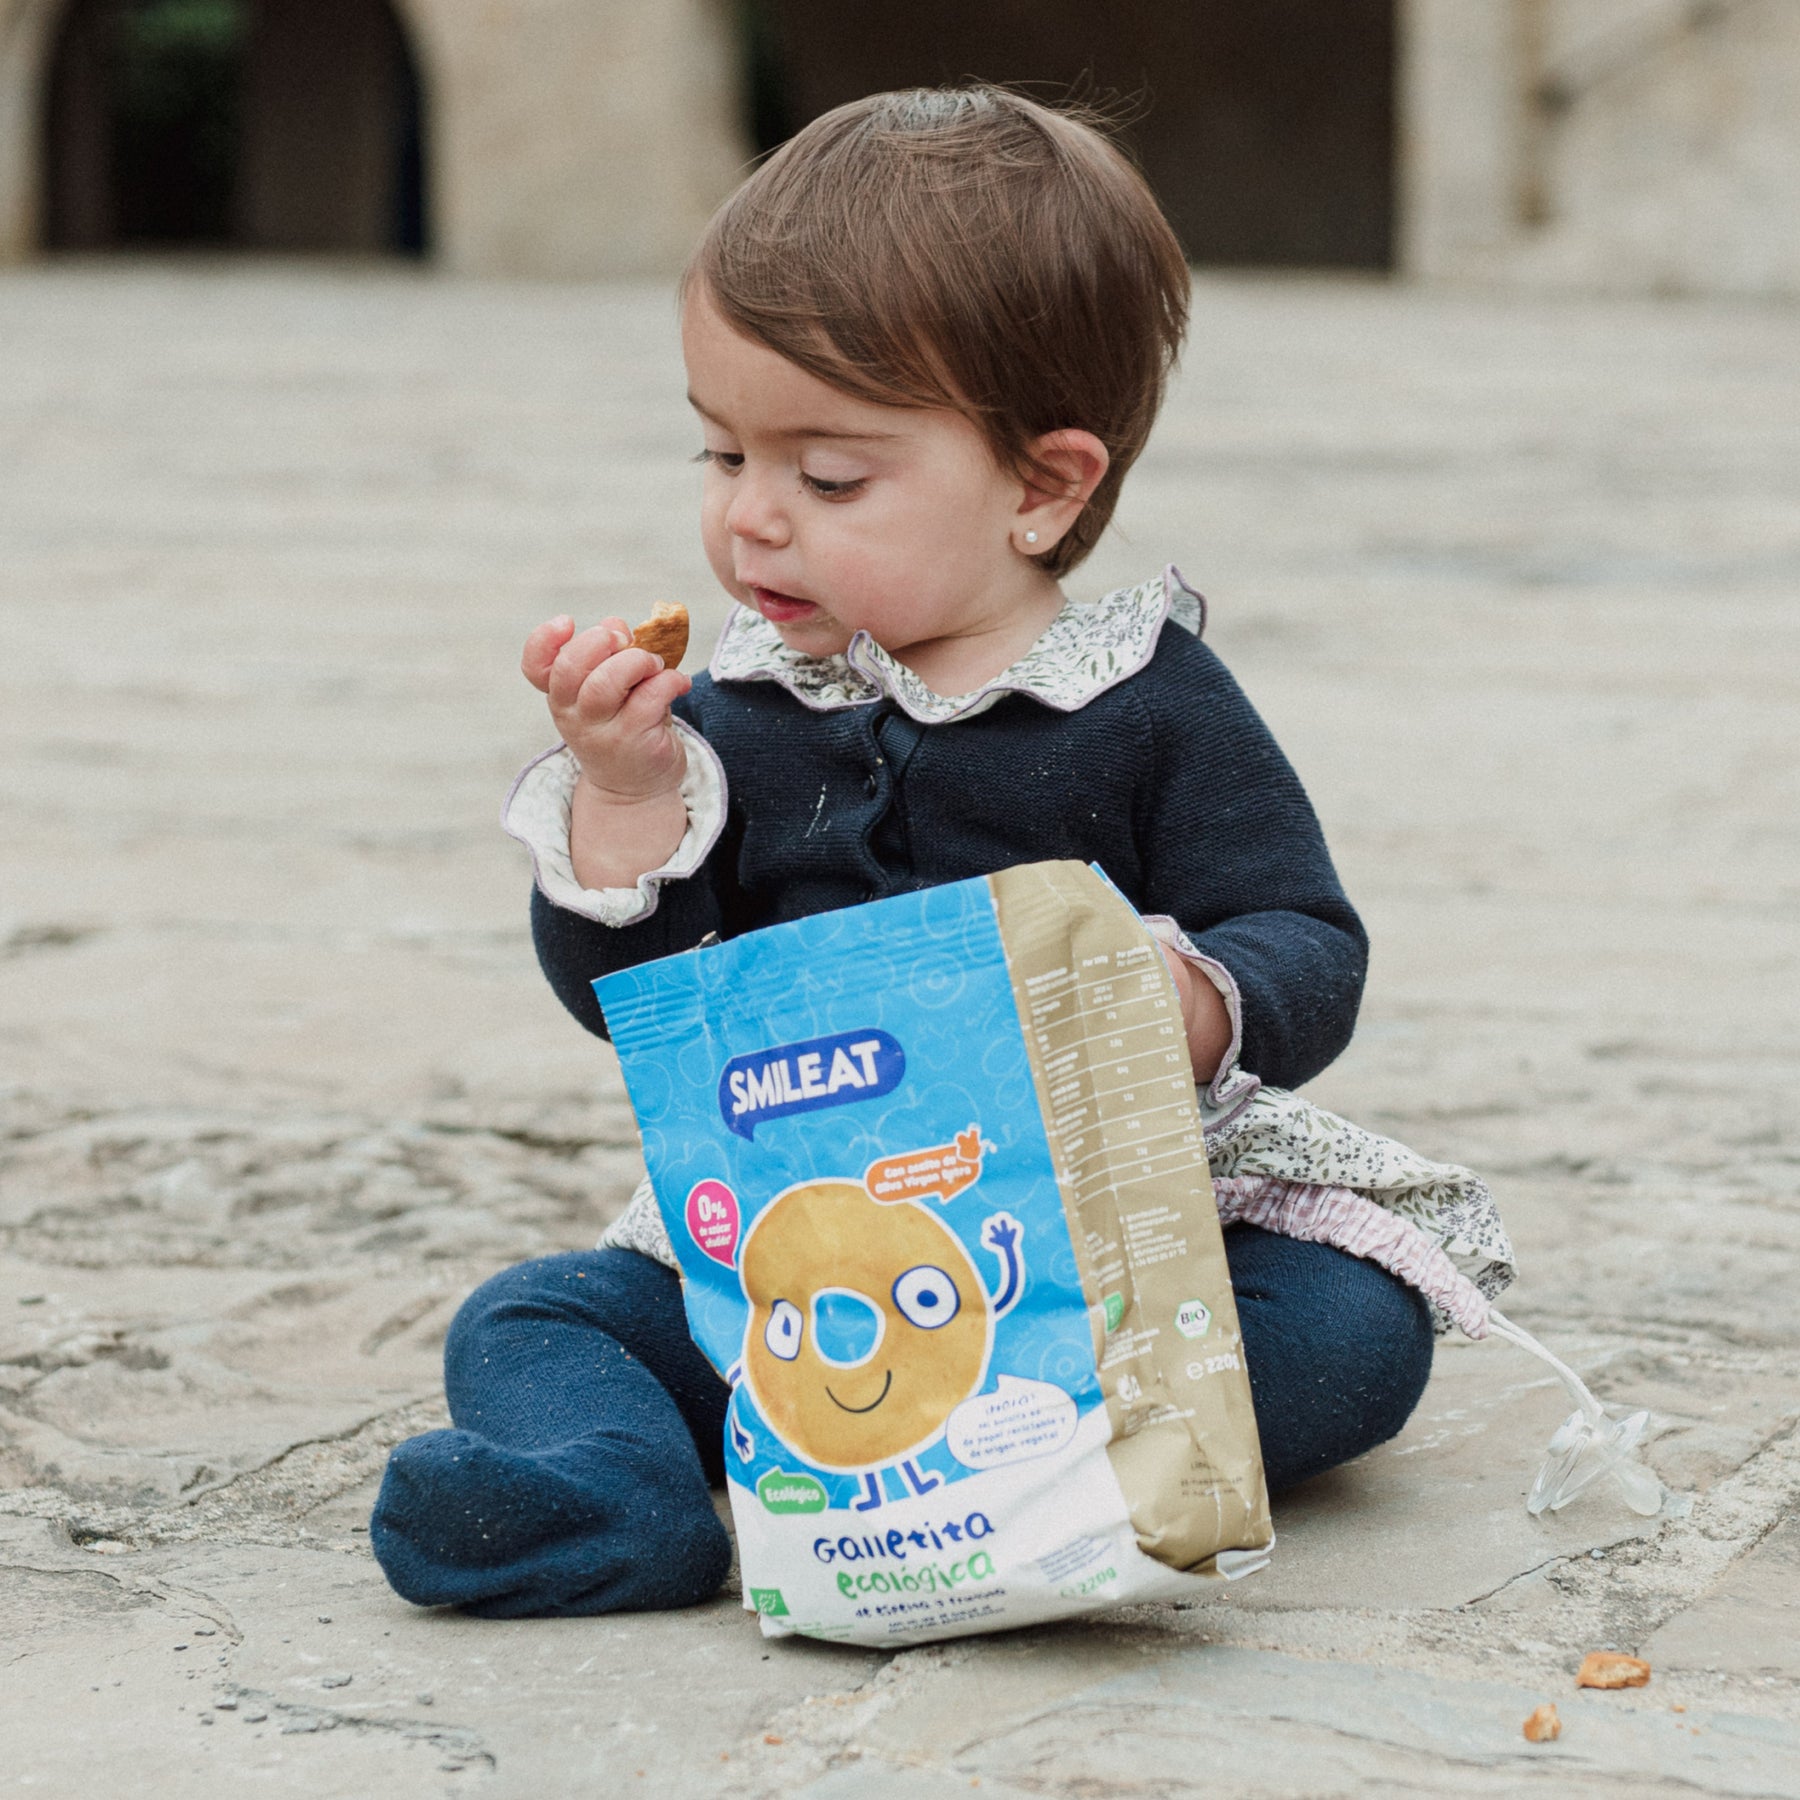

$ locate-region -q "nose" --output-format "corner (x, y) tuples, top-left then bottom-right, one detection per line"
(725, 467), (790, 547)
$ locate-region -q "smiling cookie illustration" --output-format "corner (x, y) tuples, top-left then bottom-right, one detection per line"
(740, 1180), (1004, 1473)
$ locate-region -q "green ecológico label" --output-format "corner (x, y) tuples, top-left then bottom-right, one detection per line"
(1103, 1292), (1125, 1333)
(757, 1469), (827, 1514)
(750, 1588), (790, 1617)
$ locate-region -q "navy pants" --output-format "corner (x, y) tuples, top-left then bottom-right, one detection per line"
(371, 1228), (1433, 1618)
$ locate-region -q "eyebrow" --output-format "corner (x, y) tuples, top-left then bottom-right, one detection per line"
(687, 394), (899, 442)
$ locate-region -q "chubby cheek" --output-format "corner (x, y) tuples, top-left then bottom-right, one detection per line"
(699, 490), (745, 599)
(812, 499), (936, 615)
(815, 537), (904, 616)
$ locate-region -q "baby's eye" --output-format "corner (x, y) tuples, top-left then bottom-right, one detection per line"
(764, 1299), (803, 1361)
(802, 473), (865, 500)
(892, 1266), (960, 1330)
(693, 448), (743, 473)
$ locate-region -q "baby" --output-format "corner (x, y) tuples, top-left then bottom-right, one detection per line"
(372, 87), (1510, 1620)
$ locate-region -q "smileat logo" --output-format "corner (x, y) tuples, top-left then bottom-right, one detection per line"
(719, 1029), (904, 1140)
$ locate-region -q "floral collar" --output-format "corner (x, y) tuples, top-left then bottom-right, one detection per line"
(706, 566), (1205, 725)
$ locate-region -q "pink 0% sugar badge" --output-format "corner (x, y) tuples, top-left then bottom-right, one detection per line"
(684, 1179), (741, 1267)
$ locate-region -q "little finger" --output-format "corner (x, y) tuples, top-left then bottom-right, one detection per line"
(571, 645), (667, 723)
(614, 666), (693, 734)
(547, 622), (631, 712)
(522, 615), (576, 692)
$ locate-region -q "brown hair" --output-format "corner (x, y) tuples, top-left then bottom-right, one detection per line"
(686, 88), (1190, 576)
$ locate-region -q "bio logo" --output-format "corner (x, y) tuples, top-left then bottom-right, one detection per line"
(1175, 1298), (1213, 1340)
(749, 1587), (790, 1618)
(757, 1469), (827, 1515)
(719, 1029), (904, 1140)
(1102, 1292), (1125, 1333)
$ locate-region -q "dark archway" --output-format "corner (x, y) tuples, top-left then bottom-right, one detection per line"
(744, 0), (1396, 270)
(41, 0), (428, 254)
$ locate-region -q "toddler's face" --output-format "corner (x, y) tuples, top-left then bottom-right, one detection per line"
(683, 286), (1045, 664)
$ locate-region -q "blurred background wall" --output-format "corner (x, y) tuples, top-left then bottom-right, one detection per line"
(1406, 0), (1800, 294)
(0, 0), (1794, 293)
(0, 0), (745, 273)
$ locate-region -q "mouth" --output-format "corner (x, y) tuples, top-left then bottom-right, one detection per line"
(825, 1369), (892, 1414)
(748, 585), (822, 625)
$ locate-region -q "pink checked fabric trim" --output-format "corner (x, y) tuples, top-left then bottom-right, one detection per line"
(1213, 1175), (1492, 1339)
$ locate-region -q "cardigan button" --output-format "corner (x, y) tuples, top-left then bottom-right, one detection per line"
(864, 774), (880, 797)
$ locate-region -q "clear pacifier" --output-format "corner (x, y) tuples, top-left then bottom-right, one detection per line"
(1486, 1307), (1665, 1517)
(1526, 1403), (1661, 1516)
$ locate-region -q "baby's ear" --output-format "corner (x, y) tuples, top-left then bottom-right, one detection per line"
(1024, 430), (1110, 507)
(1016, 431), (1110, 555)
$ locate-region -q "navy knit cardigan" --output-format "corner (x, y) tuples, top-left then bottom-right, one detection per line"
(531, 623), (1366, 1090)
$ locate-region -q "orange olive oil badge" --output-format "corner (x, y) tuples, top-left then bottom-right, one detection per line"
(864, 1125), (992, 1207)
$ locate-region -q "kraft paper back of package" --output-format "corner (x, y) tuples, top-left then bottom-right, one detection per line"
(596, 860), (1272, 1645)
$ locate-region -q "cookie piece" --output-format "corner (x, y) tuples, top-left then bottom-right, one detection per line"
(630, 601), (689, 668)
(1521, 1703), (1561, 1742)
(1576, 1652), (1651, 1690)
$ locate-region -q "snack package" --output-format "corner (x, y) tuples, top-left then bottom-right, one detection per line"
(596, 860), (1273, 1645)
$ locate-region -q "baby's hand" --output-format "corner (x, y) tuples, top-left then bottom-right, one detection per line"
(522, 615), (692, 803)
(522, 616), (694, 890)
(1158, 943), (1233, 1085)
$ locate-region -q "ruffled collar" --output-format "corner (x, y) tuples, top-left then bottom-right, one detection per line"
(706, 566), (1205, 724)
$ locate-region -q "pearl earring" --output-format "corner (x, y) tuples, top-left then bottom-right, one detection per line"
(1023, 530), (1039, 545)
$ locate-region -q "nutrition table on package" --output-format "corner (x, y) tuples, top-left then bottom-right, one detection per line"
(1024, 941), (1203, 1284)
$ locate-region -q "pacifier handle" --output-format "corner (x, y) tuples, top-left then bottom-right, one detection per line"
(1486, 1306), (1606, 1423)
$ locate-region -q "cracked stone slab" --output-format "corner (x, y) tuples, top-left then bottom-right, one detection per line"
(791, 1644), (1800, 1800)
(1642, 1515), (1800, 1684)
(2, 1527), (881, 1794)
(0, 1247), (454, 1516)
(1, 1559), (487, 1791)
(2, 267), (1798, 1793)
(0, 1100), (643, 1273)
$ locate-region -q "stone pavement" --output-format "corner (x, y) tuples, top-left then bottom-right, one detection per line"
(1, 263), (1797, 1797)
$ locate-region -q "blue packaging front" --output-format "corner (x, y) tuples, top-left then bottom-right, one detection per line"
(597, 861), (1270, 1645)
